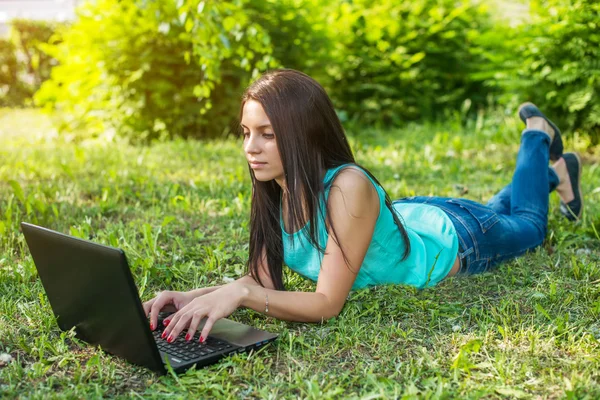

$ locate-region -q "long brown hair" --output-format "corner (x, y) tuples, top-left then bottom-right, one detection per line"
(241, 69), (410, 290)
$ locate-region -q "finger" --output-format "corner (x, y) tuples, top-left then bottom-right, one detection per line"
(142, 298), (155, 317)
(149, 293), (172, 331)
(161, 305), (185, 340)
(199, 316), (217, 343)
(165, 311), (192, 343)
(161, 313), (174, 328)
(185, 311), (206, 342)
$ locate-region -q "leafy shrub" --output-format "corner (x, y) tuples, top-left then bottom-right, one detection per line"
(502, 0), (600, 142)
(0, 38), (20, 106)
(35, 0), (276, 141)
(323, 0), (495, 126)
(37, 0), (502, 139)
(243, 0), (333, 86)
(41, 0), (599, 143)
(0, 19), (57, 106)
(11, 20), (57, 90)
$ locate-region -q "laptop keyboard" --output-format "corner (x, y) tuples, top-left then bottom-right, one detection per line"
(151, 328), (237, 361)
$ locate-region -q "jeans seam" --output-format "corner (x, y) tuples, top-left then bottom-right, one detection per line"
(432, 204), (480, 260)
(447, 199), (500, 233)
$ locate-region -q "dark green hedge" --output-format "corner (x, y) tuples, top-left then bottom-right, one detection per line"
(323, 0), (496, 126)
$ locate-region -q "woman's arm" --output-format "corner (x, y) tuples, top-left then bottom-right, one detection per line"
(145, 248), (275, 328)
(238, 169), (380, 322)
(160, 169), (379, 339)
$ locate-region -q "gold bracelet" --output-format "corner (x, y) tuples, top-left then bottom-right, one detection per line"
(264, 293), (269, 313)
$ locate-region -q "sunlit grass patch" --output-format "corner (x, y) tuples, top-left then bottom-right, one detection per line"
(1, 109), (599, 398)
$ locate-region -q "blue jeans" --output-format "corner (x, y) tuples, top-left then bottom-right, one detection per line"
(395, 129), (559, 275)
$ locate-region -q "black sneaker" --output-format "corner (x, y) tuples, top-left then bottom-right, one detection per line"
(518, 102), (563, 161)
(559, 152), (583, 221)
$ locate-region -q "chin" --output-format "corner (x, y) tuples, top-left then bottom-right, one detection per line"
(253, 173), (277, 182)
(252, 170), (283, 182)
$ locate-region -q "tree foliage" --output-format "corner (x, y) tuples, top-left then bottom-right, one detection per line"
(0, 19), (57, 107)
(31, 0), (600, 141)
(35, 0), (276, 140)
(36, 0), (499, 139)
(324, 0), (495, 126)
(0, 38), (20, 106)
(511, 0), (600, 141)
(244, 0), (332, 85)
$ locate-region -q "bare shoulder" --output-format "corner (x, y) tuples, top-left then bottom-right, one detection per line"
(328, 167), (380, 219)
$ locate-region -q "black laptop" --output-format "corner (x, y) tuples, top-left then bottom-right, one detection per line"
(21, 222), (278, 375)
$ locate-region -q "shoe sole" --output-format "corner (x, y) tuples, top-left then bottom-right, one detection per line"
(573, 152), (583, 219)
(518, 102), (554, 138)
(518, 102), (562, 161)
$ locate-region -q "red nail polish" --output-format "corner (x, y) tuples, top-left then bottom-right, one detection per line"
(150, 323), (154, 331)
(185, 333), (191, 341)
(161, 331), (167, 339)
(167, 336), (173, 343)
(200, 336), (204, 343)
(163, 319), (170, 327)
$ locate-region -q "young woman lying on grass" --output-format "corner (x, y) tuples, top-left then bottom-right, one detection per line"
(144, 69), (585, 344)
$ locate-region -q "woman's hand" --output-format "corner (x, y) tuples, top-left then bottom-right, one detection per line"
(143, 290), (195, 331)
(159, 283), (246, 343)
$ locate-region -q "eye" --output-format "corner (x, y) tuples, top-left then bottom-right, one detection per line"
(263, 133), (275, 139)
(241, 131), (250, 139)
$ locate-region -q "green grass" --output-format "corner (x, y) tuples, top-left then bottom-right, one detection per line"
(1, 108), (599, 398)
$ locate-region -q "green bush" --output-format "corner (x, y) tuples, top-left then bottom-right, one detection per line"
(41, 0), (599, 142)
(323, 0), (496, 126)
(0, 38), (20, 106)
(0, 19), (57, 106)
(37, 0), (503, 140)
(243, 0), (332, 86)
(11, 20), (57, 90)
(502, 0), (600, 142)
(35, 0), (276, 141)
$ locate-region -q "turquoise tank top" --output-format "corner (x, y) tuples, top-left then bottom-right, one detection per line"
(281, 164), (459, 290)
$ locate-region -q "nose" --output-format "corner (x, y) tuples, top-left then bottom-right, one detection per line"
(244, 132), (260, 155)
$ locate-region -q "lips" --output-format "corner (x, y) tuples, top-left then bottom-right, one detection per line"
(249, 161), (267, 169)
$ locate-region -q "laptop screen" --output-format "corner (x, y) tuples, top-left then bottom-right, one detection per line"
(21, 223), (165, 373)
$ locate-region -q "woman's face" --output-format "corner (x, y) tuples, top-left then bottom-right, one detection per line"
(241, 100), (285, 186)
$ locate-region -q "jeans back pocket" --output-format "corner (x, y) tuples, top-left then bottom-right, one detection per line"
(446, 199), (500, 233)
